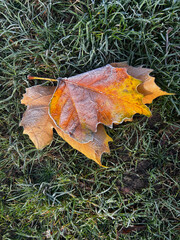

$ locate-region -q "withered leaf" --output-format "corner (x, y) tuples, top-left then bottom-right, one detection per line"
(20, 63), (171, 166)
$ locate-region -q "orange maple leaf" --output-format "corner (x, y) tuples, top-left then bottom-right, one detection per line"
(20, 63), (171, 166)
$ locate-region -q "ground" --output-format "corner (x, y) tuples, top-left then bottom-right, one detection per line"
(0, 0), (179, 239)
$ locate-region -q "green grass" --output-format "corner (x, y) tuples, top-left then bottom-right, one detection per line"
(0, 0), (179, 239)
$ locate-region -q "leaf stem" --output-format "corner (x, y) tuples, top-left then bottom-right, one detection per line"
(27, 75), (57, 82)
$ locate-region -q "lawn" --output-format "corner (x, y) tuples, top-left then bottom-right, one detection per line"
(0, 0), (179, 239)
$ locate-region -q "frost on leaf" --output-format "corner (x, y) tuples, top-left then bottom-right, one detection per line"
(20, 63), (171, 166)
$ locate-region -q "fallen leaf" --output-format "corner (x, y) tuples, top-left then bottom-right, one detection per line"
(49, 64), (151, 143)
(20, 86), (112, 166)
(20, 63), (171, 166)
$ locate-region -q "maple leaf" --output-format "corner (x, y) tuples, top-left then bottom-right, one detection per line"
(20, 86), (112, 166)
(49, 64), (151, 143)
(20, 63), (171, 166)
